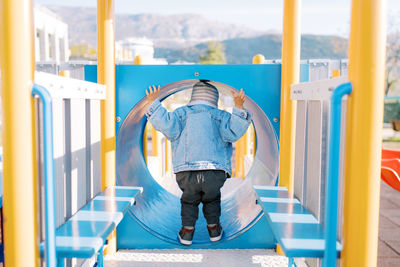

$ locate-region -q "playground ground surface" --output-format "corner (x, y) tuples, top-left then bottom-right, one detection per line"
(378, 140), (400, 266)
(378, 178), (400, 266)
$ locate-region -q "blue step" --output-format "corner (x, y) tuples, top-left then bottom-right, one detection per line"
(40, 186), (142, 259)
(254, 185), (342, 258)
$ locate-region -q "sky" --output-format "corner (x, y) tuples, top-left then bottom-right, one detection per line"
(35, 0), (400, 36)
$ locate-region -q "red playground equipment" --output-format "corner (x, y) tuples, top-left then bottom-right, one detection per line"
(381, 148), (400, 192)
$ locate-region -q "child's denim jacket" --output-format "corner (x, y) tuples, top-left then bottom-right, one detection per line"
(145, 100), (252, 176)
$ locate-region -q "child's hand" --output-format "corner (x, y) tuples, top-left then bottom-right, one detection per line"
(233, 89), (246, 109)
(146, 85), (160, 102)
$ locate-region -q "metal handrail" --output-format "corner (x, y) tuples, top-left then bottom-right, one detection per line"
(323, 82), (352, 267)
(32, 84), (57, 267)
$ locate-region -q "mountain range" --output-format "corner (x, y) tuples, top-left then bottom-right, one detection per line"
(46, 6), (262, 48)
(45, 6), (348, 64)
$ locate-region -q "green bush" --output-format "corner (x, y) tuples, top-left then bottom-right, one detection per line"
(384, 100), (400, 123)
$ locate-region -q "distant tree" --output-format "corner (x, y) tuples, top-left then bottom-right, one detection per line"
(386, 14), (400, 95)
(70, 44), (97, 60)
(199, 41), (226, 64)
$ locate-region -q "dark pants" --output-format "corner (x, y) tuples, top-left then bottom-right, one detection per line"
(176, 170), (227, 227)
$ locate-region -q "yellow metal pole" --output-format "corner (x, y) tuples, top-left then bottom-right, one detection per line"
(143, 125), (148, 164)
(341, 0), (387, 266)
(134, 54), (148, 163)
(152, 126), (159, 156)
(235, 139), (241, 178)
(243, 131), (249, 177)
(252, 54), (265, 64)
(278, 0), (301, 194)
(134, 55), (143, 65)
(240, 136), (245, 178)
(332, 69), (340, 78)
(97, 0), (116, 254)
(59, 70), (70, 78)
(251, 55), (263, 160)
(0, 0), (39, 265)
(250, 124), (256, 157)
(251, 54), (264, 161)
(342, 0), (359, 251)
(165, 139), (170, 173)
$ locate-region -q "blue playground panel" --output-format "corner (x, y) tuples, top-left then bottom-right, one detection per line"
(85, 64), (309, 249)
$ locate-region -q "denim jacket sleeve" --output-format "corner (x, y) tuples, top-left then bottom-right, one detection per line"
(219, 107), (253, 143)
(145, 100), (182, 141)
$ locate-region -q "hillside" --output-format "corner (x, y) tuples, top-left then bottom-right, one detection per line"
(45, 6), (348, 64)
(46, 6), (261, 48)
(155, 34), (348, 64)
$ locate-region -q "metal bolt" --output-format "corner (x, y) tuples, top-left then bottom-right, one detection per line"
(194, 72), (199, 77)
(273, 117), (279, 123)
(116, 116), (121, 122)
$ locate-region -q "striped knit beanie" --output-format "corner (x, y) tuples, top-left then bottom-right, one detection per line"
(188, 80), (219, 108)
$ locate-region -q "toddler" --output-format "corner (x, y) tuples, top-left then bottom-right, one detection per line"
(145, 80), (252, 245)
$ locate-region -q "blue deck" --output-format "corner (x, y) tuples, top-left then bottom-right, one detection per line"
(254, 186), (342, 258)
(40, 186), (142, 259)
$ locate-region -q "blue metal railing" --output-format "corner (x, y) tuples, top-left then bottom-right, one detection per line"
(32, 84), (57, 267)
(323, 82), (352, 267)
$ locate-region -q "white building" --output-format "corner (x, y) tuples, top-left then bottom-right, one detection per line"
(34, 6), (69, 63)
(116, 37), (167, 64)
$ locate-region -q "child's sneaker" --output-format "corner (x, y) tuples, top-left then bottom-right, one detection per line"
(178, 227), (195, 245)
(207, 223), (223, 242)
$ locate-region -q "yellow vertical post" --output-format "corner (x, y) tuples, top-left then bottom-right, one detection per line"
(250, 124), (256, 157)
(165, 139), (170, 173)
(240, 136), (246, 178)
(332, 69), (340, 78)
(252, 54), (265, 64)
(0, 0), (39, 266)
(97, 0), (116, 254)
(134, 55), (143, 65)
(278, 0), (301, 194)
(235, 134), (246, 178)
(251, 54), (264, 160)
(143, 125), (148, 164)
(243, 130), (248, 162)
(341, 0), (387, 266)
(235, 139), (243, 178)
(252, 125), (256, 157)
(134, 54), (148, 163)
(59, 70), (70, 78)
(152, 127), (159, 156)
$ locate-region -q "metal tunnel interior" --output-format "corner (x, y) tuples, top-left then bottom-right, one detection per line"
(116, 79), (279, 246)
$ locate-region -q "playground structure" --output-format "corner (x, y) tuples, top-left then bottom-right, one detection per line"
(0, 1), (389, 267)
(381, 149), (400, 192)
